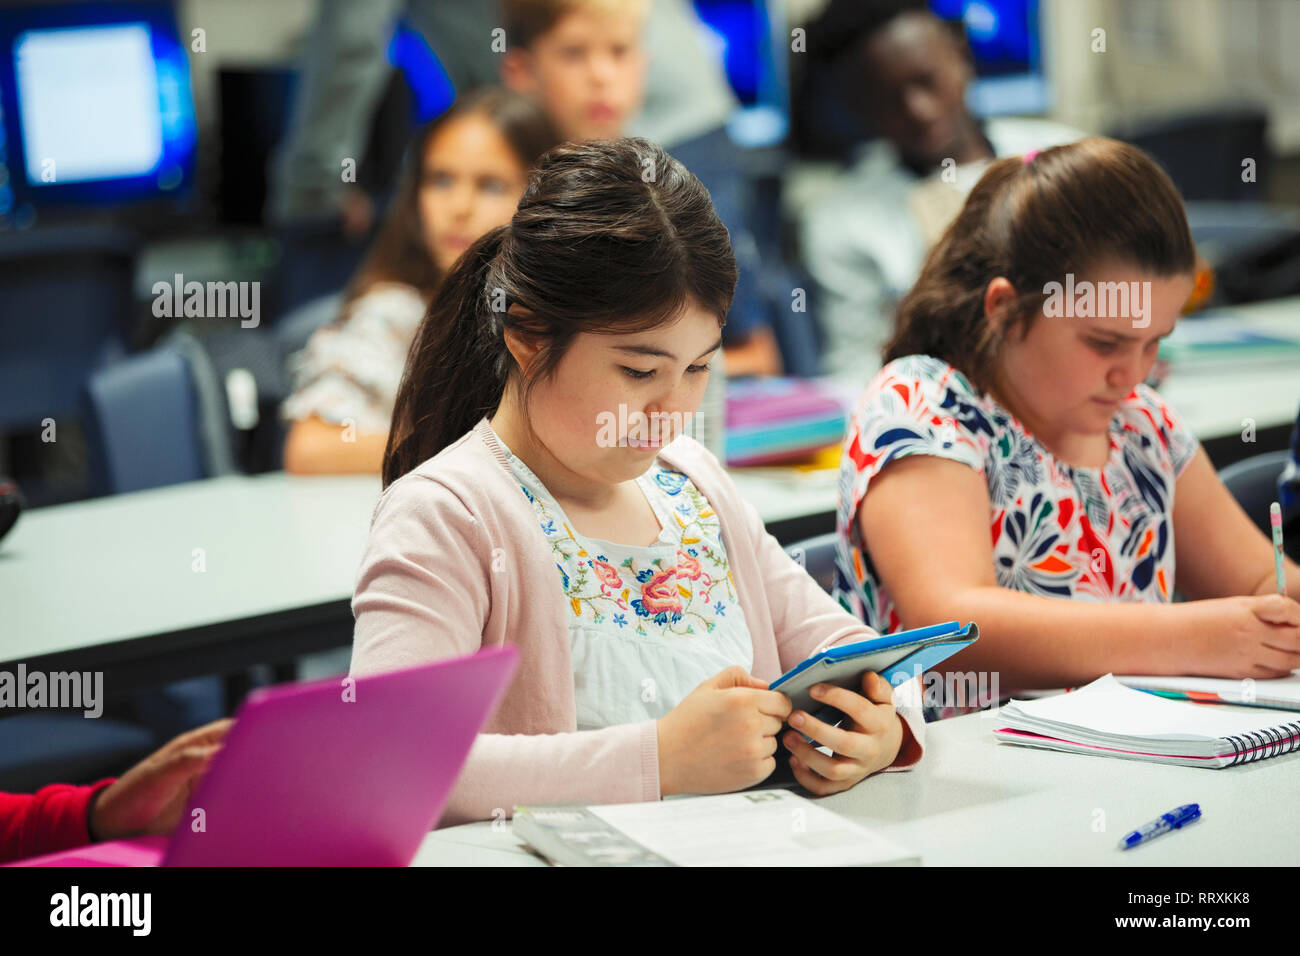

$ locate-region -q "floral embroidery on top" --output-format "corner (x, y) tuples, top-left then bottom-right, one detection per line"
(512, 459), (738, 638)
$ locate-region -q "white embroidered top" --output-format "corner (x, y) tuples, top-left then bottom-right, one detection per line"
(496, 427), (756, 731)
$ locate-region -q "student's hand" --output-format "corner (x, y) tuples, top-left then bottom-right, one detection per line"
(656, 667), (792, 797)
(88, 719), (233, 842)
(781, 672), (904, 796)
(1183, 595), (1300, 679)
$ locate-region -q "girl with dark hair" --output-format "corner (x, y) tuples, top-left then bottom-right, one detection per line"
(282, 88), (558, 474)
(351, 138), (924, 823)
(834, 137), (1300, 704)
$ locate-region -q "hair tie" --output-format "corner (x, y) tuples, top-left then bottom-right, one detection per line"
(1023, 149), (1041, 165)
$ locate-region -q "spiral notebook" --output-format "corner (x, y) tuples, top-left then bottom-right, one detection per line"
(995, 675), (1300, 768)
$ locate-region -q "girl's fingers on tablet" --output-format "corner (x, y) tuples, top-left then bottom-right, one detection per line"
(807, 683), (882, 733)
(787, 742), (853, 794)
(760, 713), (785, 736)
(789, 705), (859, 755)
(862, 671), (896, 704)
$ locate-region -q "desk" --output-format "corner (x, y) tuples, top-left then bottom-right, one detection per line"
(1156, 297), (1300, 452)
(0, 469), (836, 689)
(411, 706), (1300, 866)
(1, 474), (379, 691)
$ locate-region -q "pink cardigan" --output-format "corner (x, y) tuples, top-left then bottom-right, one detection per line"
(351, 418), (925, 826)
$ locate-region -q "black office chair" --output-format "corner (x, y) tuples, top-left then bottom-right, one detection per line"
(1109, 107), (1270, 202)
(1219, 449), (1297, 562)
(785, 531), (841, 595)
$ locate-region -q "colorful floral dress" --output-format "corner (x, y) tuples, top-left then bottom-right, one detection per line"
(500, 435), (754, 731)
(834, 355), (1199, 634)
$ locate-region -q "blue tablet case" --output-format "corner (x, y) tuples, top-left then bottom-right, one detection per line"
(771, 621), (980, 738)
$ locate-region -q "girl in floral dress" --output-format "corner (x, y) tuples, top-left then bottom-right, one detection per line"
(835, 137), (1300, 709)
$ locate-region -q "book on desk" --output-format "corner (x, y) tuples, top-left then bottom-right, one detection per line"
(512, 789), (917, 867)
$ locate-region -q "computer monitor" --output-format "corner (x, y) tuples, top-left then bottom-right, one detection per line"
(0, 2), (197, 224)
(929, 0), (1049, 116)
(692, 0), (790, 148)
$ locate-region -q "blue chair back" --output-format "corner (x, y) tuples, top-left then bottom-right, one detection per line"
(0, 225), (136, 433)
(82, 346), (207, 496)
(1219, 449), (1290, 536)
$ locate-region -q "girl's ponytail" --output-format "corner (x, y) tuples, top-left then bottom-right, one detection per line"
(383, 226), (510, 488)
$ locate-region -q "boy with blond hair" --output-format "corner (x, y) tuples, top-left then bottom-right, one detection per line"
(500, 0), (797, 377)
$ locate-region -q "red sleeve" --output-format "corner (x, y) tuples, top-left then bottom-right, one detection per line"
(0, 779), (115, 864)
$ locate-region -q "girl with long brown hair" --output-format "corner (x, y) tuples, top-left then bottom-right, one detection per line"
(282, 88), (557, 473)
(350, 138), (924, 824)
(833, 137), (1300, 702)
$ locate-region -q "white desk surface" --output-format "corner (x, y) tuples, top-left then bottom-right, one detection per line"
(1156, 298), (1300, 440)
(412, 705), (1300, 867)
(1, 473), (380, 663)
(0, 469), (835, 663)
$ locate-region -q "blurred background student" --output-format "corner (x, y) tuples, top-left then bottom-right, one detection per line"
(281, 88), (556, 474)
(797, 0), (1080, 386)
(267, 0), (802, 377)
(497, 0), (800, 376)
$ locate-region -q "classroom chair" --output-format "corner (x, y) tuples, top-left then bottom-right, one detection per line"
(81, 330), (268, 496)
(785, 531), (840, 595)
(81, 345), (208, 497)
(0, 224), (136, 436)
(0, 714), (156, 793)
(1219, 449), (1294, 549)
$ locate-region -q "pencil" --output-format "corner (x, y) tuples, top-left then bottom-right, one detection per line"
(1272, 501), (1287, 595)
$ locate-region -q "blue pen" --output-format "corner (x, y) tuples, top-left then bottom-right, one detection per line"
(1118, 803), (1201, 850)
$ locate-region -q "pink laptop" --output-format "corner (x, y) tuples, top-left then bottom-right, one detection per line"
(10, 646), (518, 867)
